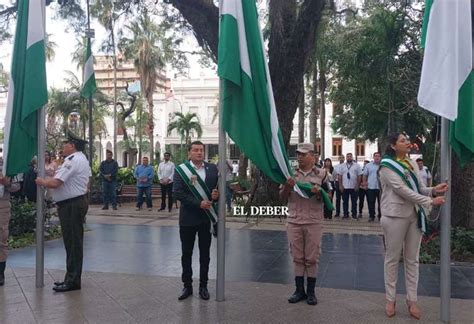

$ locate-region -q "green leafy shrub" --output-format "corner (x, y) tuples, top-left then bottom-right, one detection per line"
(419, 227), (474, 264)
(9, 199), (36, 236)
(117, 168), (136, 185)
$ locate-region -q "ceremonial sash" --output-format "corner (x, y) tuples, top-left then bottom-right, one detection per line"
(380, 156), (427, 233)
(175, 162), (218, 231)
(297, 182), (334, 211)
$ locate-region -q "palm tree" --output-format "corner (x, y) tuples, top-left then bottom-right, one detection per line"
(45, 33), (57, 62)
(119, 10), (172, 164)
(71, 37), (87, 73)
(167, 112), (203, 146)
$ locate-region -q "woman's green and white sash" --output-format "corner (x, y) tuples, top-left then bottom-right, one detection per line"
(380, 156), (427, 233)
(175, 162), (218, 232)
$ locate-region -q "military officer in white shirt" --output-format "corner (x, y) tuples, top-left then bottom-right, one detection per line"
(36, 130), (91, 292)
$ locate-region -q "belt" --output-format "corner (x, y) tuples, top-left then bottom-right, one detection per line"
(56, 194), (87, 207)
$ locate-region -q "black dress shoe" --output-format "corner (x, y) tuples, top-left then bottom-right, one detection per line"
(178, 287), (193, 300)
(102, 206), (109, 210)
(199, 287), (210, 300)
(53, 281), (64, 286)
(53, 283), (81, 292)
(158, 207), (165, 211)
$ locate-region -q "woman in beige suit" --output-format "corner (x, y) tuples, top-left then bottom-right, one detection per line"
(379, 133), (448, 319)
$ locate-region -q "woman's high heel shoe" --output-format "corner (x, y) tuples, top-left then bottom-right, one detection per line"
(406, 300), (421, 320)
(385, 301), (396, 318)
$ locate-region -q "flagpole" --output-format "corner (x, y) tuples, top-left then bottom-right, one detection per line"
(35, 0), (47, 288)
(216, 0), (226, 302)
(440, 117), (451, 322)
(86, 0), (93, 168)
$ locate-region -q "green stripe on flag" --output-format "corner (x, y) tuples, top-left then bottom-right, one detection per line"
(450, 71), (474, 166)
(218, 0), (292, 186)
(420, 0), (433, 48)
(4, 0), (47, 176)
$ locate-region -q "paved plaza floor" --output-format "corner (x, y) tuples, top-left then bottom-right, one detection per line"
(1, 204), (473, 323)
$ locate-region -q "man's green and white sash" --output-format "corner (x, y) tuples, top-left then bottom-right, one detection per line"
(175, 162), (218, 227)
(380, 156), (427, 233)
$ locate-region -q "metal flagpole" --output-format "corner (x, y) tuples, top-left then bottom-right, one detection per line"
(35, 0), (47, 288)
(216, 0), (226, 302)
(86, 0), (93, 168)
(440, 117), (451, 322)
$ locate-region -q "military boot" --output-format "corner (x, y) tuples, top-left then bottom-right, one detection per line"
(288, 276), (307, 303)
(306, 277), (318, 305)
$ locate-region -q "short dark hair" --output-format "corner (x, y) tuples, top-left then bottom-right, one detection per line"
(106, 150), (113, 155)
(164, 152), (171, 156)
(373, 152), (381, 157)
(188, 140), (205, 152)
(385, 132), (405, 157)
(416, 158), (423, 162)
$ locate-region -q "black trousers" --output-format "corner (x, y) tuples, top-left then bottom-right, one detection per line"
(180, 222), (212, 288)
(358, 189), (367, 214)
(342, 189), (358, 218)
(57, 195), (89, 287)
(366, 189), (381, 219)
(160, 183), (173, 210)
(334, 181), (342, 216)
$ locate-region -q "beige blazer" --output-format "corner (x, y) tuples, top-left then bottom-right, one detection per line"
(379, 159), (433, 218)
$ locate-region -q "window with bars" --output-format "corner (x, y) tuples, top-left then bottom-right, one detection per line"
(332, 138), (342, 157)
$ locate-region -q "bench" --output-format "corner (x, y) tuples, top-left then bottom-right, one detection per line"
(229, 182), (251, 206)
(116, 184), (178, 208)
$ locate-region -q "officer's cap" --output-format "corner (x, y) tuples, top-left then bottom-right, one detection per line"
(296, 143), (314, 154)
(64, 130), (88, 148)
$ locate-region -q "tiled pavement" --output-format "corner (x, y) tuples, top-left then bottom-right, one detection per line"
(1, 267), (473, 323)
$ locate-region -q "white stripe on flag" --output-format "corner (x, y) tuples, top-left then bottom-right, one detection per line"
(83, 55), (94, 84)
(26, 0), (45, 48)
(221, 0), (251, 78)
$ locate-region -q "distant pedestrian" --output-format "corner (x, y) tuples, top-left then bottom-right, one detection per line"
(338, 153), (362, 220)
(100, 150), (119, 210)
(358, 160), (370, 218)
(45, 151), (58, 177)
(332, 156), (345, 217)
(22, 157), (38, 202)
(364, 152), (382, 222)
(323, 158), (334, 219)
(232, 161), (239, 178)
(415, 158), (432, 187)
(158, 152), (175, 212)
(134, 157), (154, 211)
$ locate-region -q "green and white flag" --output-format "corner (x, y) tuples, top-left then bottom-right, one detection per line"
(80, 38), (97, 98)
(418, 0), (473, 165)
(3, 0), (48, 176)
(218, 0), (299, 192)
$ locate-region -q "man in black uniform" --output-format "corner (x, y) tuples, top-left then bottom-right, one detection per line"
(36, 131), (91, 292)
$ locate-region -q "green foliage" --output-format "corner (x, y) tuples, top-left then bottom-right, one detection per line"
(419, 227), (474, 264)
(329, 2), (435, 141)
(117, 167), (136, 185)
(167, 112), (203, 145)
(9, 200), (36, 237)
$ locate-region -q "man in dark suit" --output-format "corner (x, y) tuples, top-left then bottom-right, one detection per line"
(173, 141), (219, 301)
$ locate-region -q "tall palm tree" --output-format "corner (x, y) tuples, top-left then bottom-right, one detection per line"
(71, 37), (87, 73)
(167, 112), (203, 146)
(119, 10), (172, 164)
(45, 33), (57, 62)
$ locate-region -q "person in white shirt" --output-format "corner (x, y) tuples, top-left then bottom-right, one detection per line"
(36, 130), (91, 292)
(333, 156), (345, 217)
(158, 152), (175, 212)
(338, 153), (363, 220)
(232, 161), (239, 178)
(416, 158), (432, 187)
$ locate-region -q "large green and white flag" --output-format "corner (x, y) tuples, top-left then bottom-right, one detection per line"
(218, 0), (295, 188)
(80, 38), (97, 98)
(3, 0), (48, 176)
(418, 0), (473, 165)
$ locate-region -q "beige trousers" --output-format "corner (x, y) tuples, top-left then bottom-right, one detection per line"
(287, 223), (323, 277)
(0, 198), (11, 262)
(381, 213), (422, 302)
